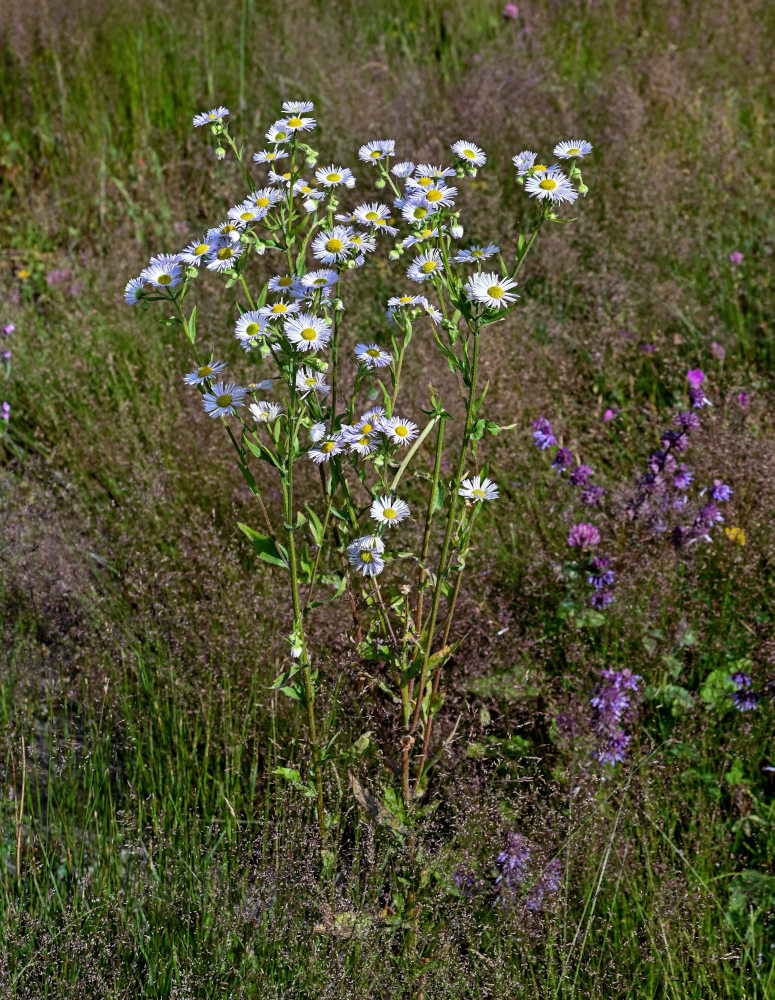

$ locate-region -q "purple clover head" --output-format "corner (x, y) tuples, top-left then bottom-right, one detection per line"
(569, 463), (594, 486)
(710, 479), (732, 502)
(687, 369), (705, 388)
(729, 250), (743, 265)
(728, 671), (752, 688)
(698, 502), (723, 526)
(731, 688), (761, 712)
(552, 447), (574, 473)
(532, 417), (556, 450)
(568, 522), (601, 548)
(2, 323), (14, 337)
(603, 408), (619, 422)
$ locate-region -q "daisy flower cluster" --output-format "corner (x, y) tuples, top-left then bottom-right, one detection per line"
(125, 100), (593, 815)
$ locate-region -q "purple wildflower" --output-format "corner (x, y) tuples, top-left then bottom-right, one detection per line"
(728, 671), (752, 688)
(729, 250), (743, 265)
(687, 369), (705, 388)
(710, 480), (732, 502)
(689, 385), (711, 408)
(1, 402), (9, 421)
(552, 447), (574, 472)
(710, 341), (726, 361)
(495, 834), (531, 890)
(525, 857), (562, 912)
(590, 589), (615, 608)
(581, 484), (606, 507)
(453, 867), (481, 899)
(569, 464), (594, 486)
(736, 392), (750, 408)
(598, 730), (631, 765)
(673, 464), (694, 490)
(2, 324), (14, 337)
(502, 2), (518, 17)
(532, 417), (556, 450)
(640, 343), (657, 353)
(567, 522), (601, 548)
(728, 674), (760, 711)
(698, 502), (723, 526)
(675, 411), (701, 431)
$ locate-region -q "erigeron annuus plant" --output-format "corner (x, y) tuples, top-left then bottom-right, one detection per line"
(125, 101), (592, 837)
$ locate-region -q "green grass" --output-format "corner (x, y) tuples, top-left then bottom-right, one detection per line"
(2, 0), (775, 996)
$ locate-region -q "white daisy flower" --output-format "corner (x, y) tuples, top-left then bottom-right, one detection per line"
(206, 244), (245, 272)
(252, 147), (289, 164)
(249, 187), (284, 210)
(268, 274), (303, 295)
(124, 277), (145, 305)
(459, 475), (499, 502)
(355, 343), (392, 368)
(353, 202), (392, 227)
(249, 400), (284, 423)
(422, 302), (442, 324)
(370, 216), (399, 236)
(415, 164), (456, 180)
(235, 311), (269, 344)
(292, 179), (321, 201)
(402, 199), (436, 225)
(407, 249), (443, 283)
(140, 260), (183, 288)
(285, 312), (332, 352)
(512, 150), (537, 175)
(385, 416), (419, 446)
(268, 168), (294, 187)
(314, 164), (355, 188)
(453, 242), (500, 263)
(228, 200), (267, 225)
(524, 168), (578, 204)
(193, 106), (229, 127)
(257, 299), (303, 321)
(464, 272), (519, 309)
(311, 226), (353, 264)
(387, 293), (426, 312)
(295, 367), (330, 396)
(202, 381), (246, 418)
(183, 360), (227, 386)
(281, 114), (316, 132)
(179, 237), (217, 265)
(347, 536), (385, 577)
(302, 269), (339, 293)
(207, 222), (242, 244)
(246, 380), (273, 392)
(309, 436), (344, 464)
(553, 139), (593, 159)
(282, 99), (314, 114)
(370, 494), (410, 527)
(451, 139), (486, 166)
(391, 161), (415, 178)
(266, 121), (291, 144)
(402, 226), (442, 248)
(358, 139), (395, 163)
(422, 184), (457, 208)
(309, 421), (327, 442)
(348, 232), (377, 255)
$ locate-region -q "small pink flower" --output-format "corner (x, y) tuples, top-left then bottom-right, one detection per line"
(503, 2), (519, 17)
(729, 251), (743, 265)
(686, 369), (704, 387)
(710, 341), (726, 361)
(736, 392), (750, 408)
(603, 408), (619, 422)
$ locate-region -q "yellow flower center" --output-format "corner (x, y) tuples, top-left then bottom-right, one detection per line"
(301, 328), (317, 341)
(358, 435), (370, 446)
(472, 488), (485, 499)
(255, 197), (270, 207)
(487, 285), (504, 298)
(418, 177), (432, 187)
(361, 423), (373, 433)
(463, 148), (476, 159)
(322, 441), (335, 453)
(413, 207), (428, 219)
(395, 425), (408, 437)
(326, 238), (344, 252)
(222, 224), (236, 233)
(365, 211), (379, 220)
(282, 172), (291, 180)
(301, 185), (313, 194)
(533, 164), (547, 172)
(217, 248), (233, 260)
(326, 172), (342, 183)
(245, 322), (260, 335)
(383, 508), (397, 519)
(370, 149), (382, 159)
(421, 260), (438, 274)
(158, 273), (172, 284)
(374, 218), (387, 226)
(360, 550), (373, 563)
(287, 117), (303, 127)
(313, 277), (328, 286)
(216, 394), (232, 407)
(540, 178), (557, 191)
(568, 147), (580, 155)
(197, 365), (213, 377)
(240, 211), (255, 220)
(366, 349), (381, 357)
(194, 243), (209, 256)
(276, 131), (287, 141)
(400, 296), (414, 303)
(305, 377), (317, 386)
(426, 190), (442, 202)
(471, 250), (483, 258)
(278, 276), (293, 286)
(265, 152), (276, 160)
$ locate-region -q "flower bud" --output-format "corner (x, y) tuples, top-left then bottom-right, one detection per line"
(451, 224), (464, 239)
(375, 178), (386, 189)
(388, 249), (401, 260)
(215, 146), (226, 160)
(332, 298), (345, 311)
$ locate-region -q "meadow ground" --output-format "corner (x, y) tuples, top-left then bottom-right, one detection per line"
(1, 1), (774, 996)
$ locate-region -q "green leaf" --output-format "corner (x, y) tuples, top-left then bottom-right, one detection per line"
(700, 668), (735, 711)
(187, 305), (196, 345)
(237, 522), (289, 569)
